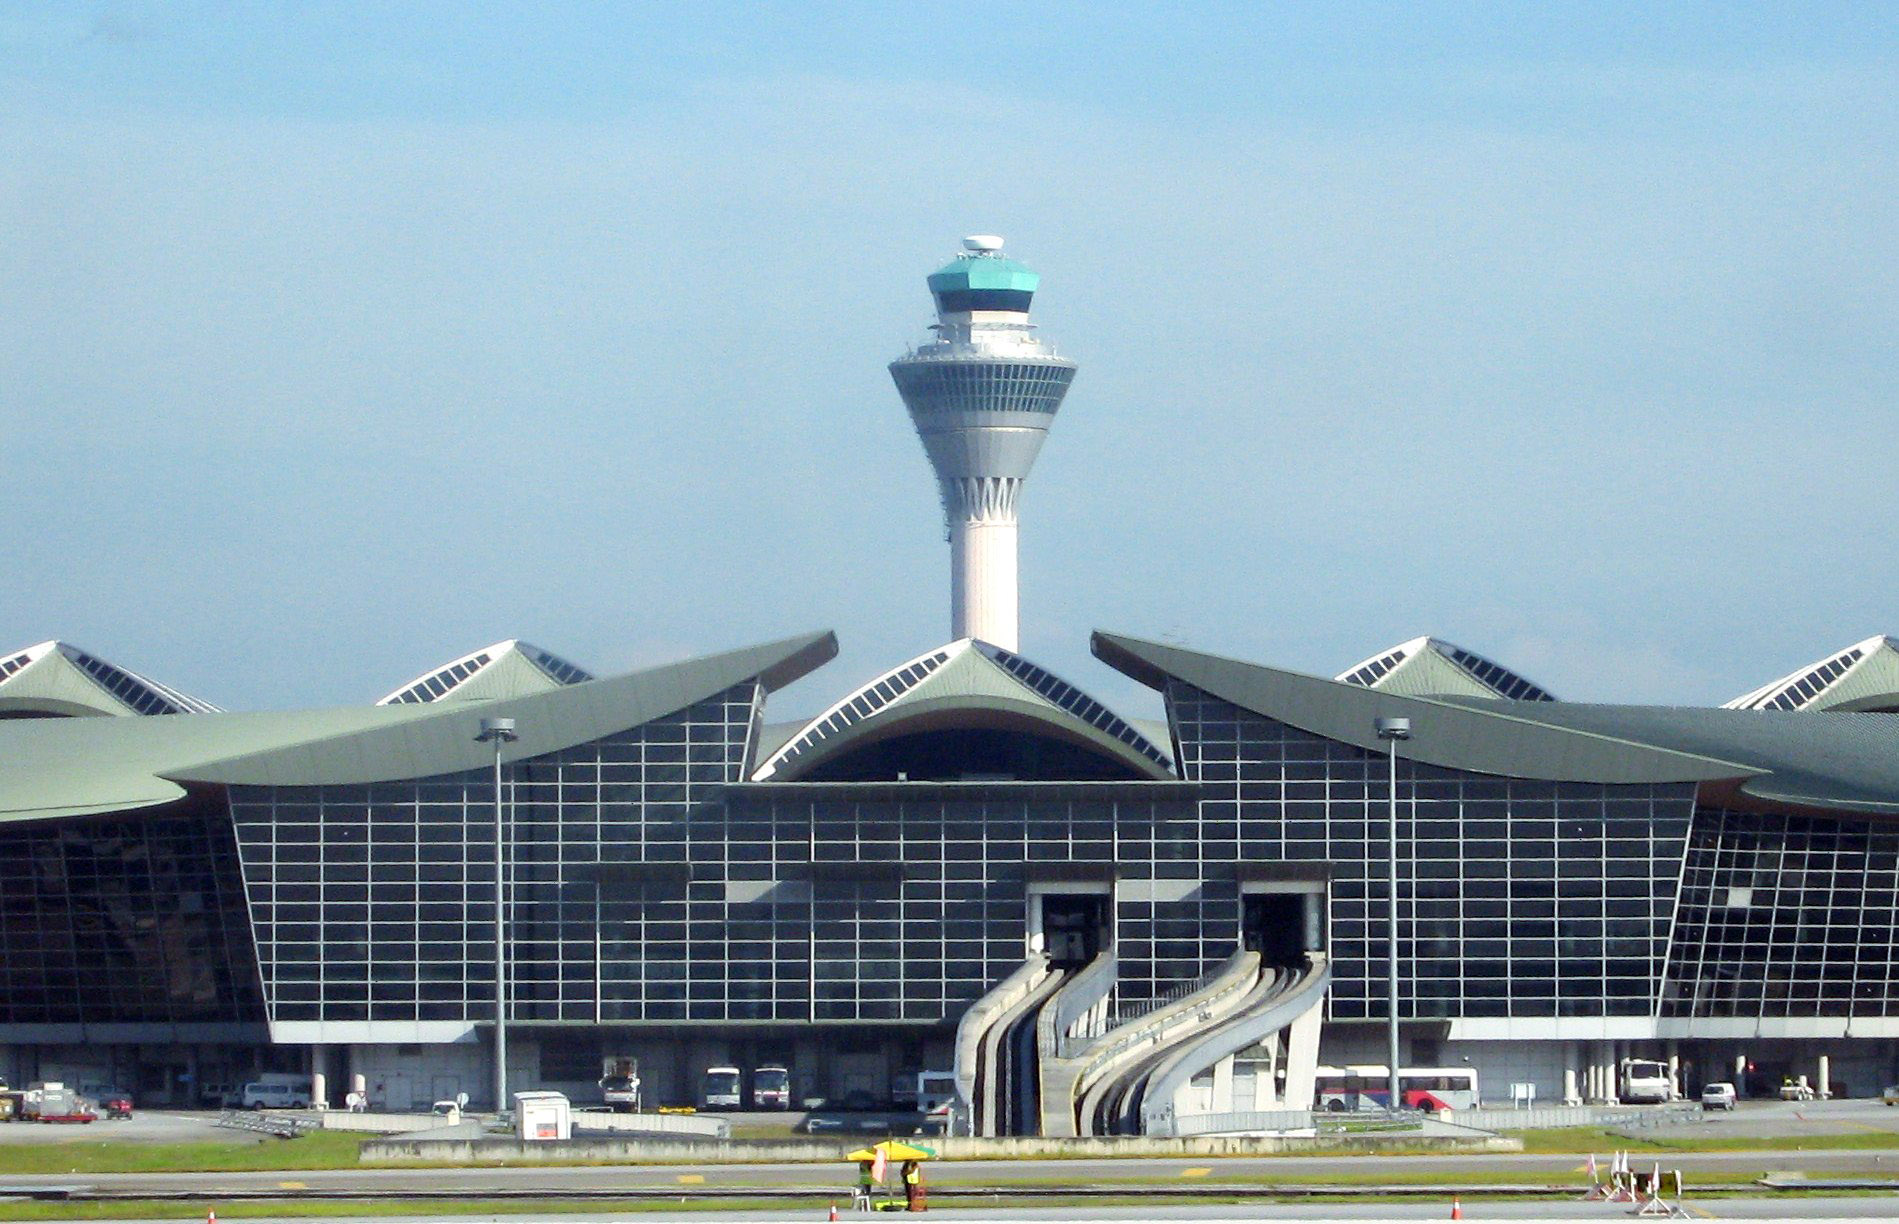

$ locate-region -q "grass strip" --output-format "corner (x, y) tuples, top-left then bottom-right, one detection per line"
(0, 1133), (369, 1176)
(1513, 1126), (1899, 1154)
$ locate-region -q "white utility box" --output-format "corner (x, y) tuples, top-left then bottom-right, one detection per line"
(513, 1091), (571, 1141)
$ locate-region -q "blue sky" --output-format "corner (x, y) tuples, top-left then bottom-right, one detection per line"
(1, 2), (1894, 717)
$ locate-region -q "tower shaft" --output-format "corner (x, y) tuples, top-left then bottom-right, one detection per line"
(944, 477), (1023, 649)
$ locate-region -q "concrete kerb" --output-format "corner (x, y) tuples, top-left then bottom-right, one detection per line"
(359, 1131), (1522, 1164)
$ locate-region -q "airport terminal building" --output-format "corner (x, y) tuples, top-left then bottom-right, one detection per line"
(4, 241), (1898, 1131)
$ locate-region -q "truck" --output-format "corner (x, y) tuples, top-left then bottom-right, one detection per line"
(22, 1082), (94, 1123)
(599, 1056), (641, 1113)
(1619, 1058), (1674, 1104)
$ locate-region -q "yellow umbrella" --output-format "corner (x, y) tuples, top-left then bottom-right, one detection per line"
(845, 1139), (935, 1162)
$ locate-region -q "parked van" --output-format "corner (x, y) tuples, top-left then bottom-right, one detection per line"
(241, 1080), (313, 1110)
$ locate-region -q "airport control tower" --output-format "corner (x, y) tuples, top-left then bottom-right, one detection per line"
(889, 236), (1077, 652)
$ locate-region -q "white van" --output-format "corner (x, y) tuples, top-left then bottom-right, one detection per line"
(241, 1080), (313, 1110)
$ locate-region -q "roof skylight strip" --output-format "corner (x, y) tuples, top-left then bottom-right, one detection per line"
(1750, 645), (1871, 709)
(979, 644), (1171, 766)
(762, 648), (953, 772)
(65, 648), (220, 714)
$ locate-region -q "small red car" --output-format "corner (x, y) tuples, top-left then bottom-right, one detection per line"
(104, 1097), (133, 1119)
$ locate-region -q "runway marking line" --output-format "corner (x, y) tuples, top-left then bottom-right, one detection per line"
(1690, 1208), (1716, 1218)
(1179, 1167), (1212, 1177)
(676, 1174), (705, 1184)
(277, 1182), (307, 1190)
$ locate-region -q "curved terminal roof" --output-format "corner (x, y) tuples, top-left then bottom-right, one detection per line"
(751, 638), (1173, 782)
(1724, 635), (1899, 713)
(0, 640), (221, 718)
(0, 631), (835, 827)
(378, 639), (594, 705)
(1094, 631), (1899, 818)
(1337, 636), (1556, 701)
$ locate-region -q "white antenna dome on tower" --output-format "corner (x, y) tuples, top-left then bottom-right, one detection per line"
(962, 234), (1005, 253)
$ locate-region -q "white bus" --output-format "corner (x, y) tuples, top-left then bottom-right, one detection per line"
(1314, 1065), (1480, 1113)
(702, 1066), (741, 1110)
(751, 1065), (791, 1110)
(1619, 1058), (1673, 1104)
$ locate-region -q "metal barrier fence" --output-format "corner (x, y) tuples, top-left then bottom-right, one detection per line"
(1453, 1103), (1705, 1132)
(1170, 1108), (1316, 1137)
(1169, 1101), (1705, 1137)
(215, 1108), (321, 1138)
(573, 1110), (731, 1139)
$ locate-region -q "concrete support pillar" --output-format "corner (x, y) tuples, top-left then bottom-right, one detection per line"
(1210, 1054), (1234, 1113)
(310, 1046), (327, 1112)
(1594, 1041), (1617, 1104)
(1819, 1054), (1831, 1099)
(1666, 1041), (1680, 1100)
(1734, 1051), (1748, 1098)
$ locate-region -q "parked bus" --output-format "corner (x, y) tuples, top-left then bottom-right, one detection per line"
(1314, 1065), (1480, 1113)
(702, 1066), (742, 1110)
(599, 1056), (641, 1113)
(751, 1065), (791, 1110)
(1619, 1058), (1673, 1104)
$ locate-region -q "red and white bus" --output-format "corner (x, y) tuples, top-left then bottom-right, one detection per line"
(1314, 1065), (1480, 1112)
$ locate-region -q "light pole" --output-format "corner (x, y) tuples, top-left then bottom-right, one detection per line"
(1374, 715), (1411, 1116)
(475, 715), (519, 1115)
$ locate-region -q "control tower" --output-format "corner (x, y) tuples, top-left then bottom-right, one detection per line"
(889, 236), (1077, 651)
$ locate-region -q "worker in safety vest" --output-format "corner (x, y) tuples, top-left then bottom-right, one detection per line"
(901, 1160), (924, 1212)
(854, 1160), (875, 1210)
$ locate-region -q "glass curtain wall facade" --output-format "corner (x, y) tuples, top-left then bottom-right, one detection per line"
(719, 782), (1212, 1020)
(226, 686), (760, 1024)
(0, 805), (263, 1025)
(1666, 807), (1899, 1019)
(1165, 682), (1696, 1020)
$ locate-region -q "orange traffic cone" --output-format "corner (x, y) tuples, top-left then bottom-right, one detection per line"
(828, 1205), (838, 1222)
(208, 1212), (217, 1224)
(1450, 1197), (1462, 1220)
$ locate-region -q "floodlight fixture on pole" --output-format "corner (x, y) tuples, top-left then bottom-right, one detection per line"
(475, 716), (519, 1115)
(1374, 715), (1412, 1116)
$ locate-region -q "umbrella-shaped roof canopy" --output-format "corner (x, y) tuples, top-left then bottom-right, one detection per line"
(845, 1140), (935, 1162)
